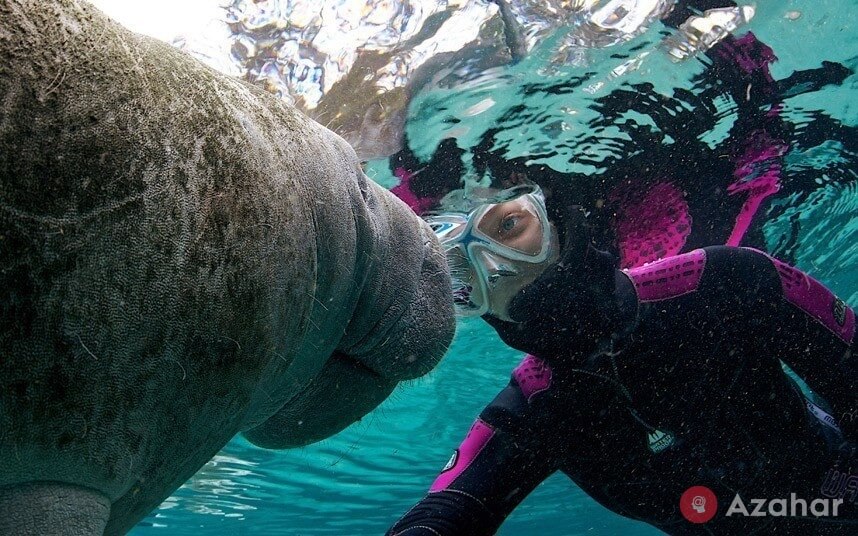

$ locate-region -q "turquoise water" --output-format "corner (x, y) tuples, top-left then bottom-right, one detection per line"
(135, 320), (662, 535)
(132, 1), (856, 534)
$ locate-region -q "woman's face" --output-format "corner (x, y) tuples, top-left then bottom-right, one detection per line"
(470, 198), (559, 321)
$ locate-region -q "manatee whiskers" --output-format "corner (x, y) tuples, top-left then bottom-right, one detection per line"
(272, 351), (291, 365)
(306, 290), (330, 311)
(76, 335), (99, 361)
(165, 357), (188, 381)
(305, 315), (322, 333)
(42, 68), (68, 98)
(222, 335), (242, 351)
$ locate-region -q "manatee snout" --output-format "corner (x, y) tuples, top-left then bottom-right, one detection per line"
(353, 218), (455, 382)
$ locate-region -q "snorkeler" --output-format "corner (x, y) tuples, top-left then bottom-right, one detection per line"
(387, 188), (856, 535)
(389, 2), (855, 270)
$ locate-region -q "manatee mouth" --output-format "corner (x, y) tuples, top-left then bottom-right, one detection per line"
(336, 351), (384, 379)
(346, 344), (439, 383)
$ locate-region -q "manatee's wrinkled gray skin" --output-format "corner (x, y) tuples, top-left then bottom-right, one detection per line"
(0, 1), (454, 534)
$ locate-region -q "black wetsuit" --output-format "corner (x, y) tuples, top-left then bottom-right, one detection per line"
(388, 246), (856, 535)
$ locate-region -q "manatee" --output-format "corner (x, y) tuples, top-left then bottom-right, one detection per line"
(0, 1), (454, 534)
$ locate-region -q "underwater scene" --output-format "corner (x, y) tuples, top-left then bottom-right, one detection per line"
(8, 0), (856, 534)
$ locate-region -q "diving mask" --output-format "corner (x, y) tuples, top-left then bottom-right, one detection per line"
(426, 188), (556, 317)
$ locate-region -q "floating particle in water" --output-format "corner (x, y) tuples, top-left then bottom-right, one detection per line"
(584, 81), (605, 94)
(784, 11), (802, 21)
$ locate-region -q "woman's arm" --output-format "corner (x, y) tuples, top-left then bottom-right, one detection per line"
(630, 246), (856, 441)
(388, 356), (559, 536)
(730, 247), (856, 440)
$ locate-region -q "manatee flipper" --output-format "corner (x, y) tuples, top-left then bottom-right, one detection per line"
(0, 483), (110, 536)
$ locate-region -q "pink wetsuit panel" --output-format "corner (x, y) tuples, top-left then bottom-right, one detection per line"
(624, 249), (707, 302)
(430, 419), (495, 492)
(744, 248), (856, 344)
(513, 354), (553, 401)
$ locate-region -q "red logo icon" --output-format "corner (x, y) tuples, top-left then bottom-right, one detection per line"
(680, 485), (718, 523)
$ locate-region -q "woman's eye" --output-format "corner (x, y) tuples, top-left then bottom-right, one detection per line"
(500, 215), (519, 233)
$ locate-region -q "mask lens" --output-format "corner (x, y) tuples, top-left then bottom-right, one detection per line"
(475, 196), (545, 256)
(428, 217), (467, 244)
(427, 187), (552, 318)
